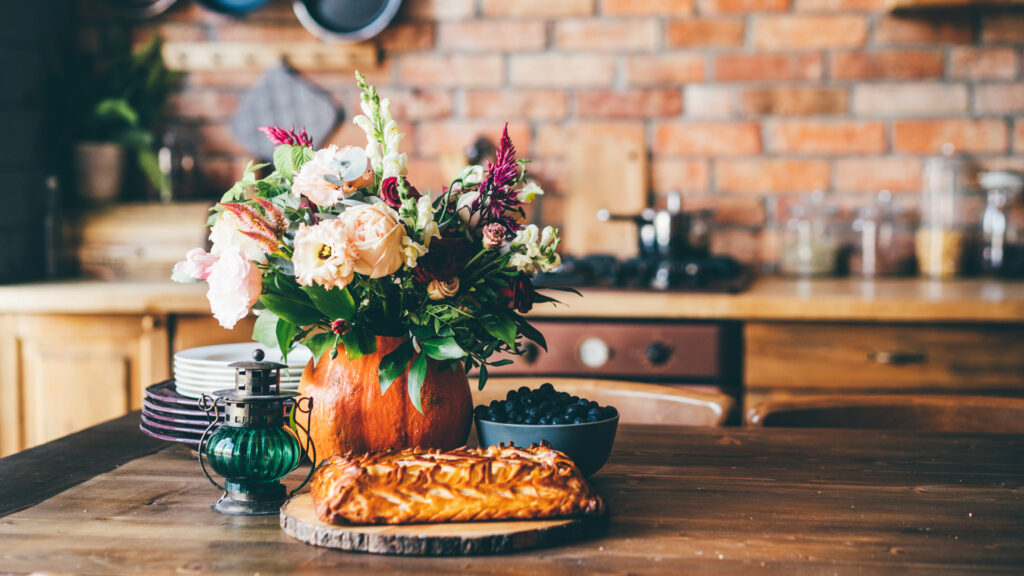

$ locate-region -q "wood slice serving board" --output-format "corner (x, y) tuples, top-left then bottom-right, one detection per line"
(279, 493), (608, 556)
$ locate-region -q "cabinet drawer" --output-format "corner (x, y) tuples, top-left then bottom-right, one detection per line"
(746, 322), (1024, 394)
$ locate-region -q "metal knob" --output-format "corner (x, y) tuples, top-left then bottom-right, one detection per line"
(645, 342), (672, 366)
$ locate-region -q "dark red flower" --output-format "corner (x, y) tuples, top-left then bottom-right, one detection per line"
(331, 319), (350, 335)
(501, 275), (535, 314)
(379, 176), (421, 208)
(414, 237), (471, 283)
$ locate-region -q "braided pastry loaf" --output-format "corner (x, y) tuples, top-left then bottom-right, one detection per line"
(310, 444), (605, 525)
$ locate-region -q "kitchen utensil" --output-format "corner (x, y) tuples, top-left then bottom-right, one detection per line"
(598, 191), (715, 262)
(229, 64), (338, 161)
(280, 493), (608, 555)
(196, 0), (270, 14)
(294, 0), (403, 43)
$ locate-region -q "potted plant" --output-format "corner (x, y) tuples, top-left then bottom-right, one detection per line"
(51, 33), (178, 203)
(173, 73), (569, 460)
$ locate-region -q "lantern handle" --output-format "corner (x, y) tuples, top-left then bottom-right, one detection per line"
(289, 396), (317, 497)
(197, 394), (227, 493)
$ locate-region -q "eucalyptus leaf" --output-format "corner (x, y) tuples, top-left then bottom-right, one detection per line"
(251, 311), (280, 350)
(259, 294), (321, 326)
(407, 352), (428, 414)
(378, 340), (414, 395)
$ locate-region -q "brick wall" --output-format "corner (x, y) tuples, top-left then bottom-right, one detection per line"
(120, 0), (1024, 261)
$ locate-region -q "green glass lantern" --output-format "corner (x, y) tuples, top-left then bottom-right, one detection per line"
(198, 349), (315, 515)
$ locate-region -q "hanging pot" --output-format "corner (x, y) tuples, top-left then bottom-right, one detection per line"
(196, 0), (271, 15)
(297, 336), (473, 460)
(294, 0), (403, 43)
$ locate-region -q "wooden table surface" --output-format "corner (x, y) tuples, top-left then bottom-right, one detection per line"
(1, 413), (1022, 575)
(2, 277), (1023, 322)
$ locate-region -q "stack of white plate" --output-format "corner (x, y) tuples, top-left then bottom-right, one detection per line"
(173, 343), (312, 399)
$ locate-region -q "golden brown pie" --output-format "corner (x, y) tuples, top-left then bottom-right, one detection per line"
(310, 443), (605, 525)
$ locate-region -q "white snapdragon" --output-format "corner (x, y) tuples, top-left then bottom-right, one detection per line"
(508, 225), (561, 274)
(381, 152), (408, 179)
(456, 190), (481, 228)
(518, 181), (544, 203)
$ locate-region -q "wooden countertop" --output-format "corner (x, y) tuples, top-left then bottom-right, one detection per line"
(0, 277), (1022, 322)
(2, 414), (1023, 574)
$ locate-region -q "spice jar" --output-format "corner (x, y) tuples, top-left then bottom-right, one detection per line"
(780, 192), (840, 277)
(849, 191), (916, 278)
(980, 171), (1024, 278)
(916, 145), (971, 279)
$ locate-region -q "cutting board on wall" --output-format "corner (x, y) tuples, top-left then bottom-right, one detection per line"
(566, 126), (648, 258)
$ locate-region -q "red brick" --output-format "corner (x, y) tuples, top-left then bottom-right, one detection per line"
(625, 54), (706, 85)
(666, 19), (745, 47)
(601, 0), (694, 15)
(710, 228), (761, 263)
(675, 195), (766, 226)
(685, 86), (737, 119)
(438, 21), (547, 51)
(365, 90), (454, 121)
(167, 92), (239, 120)
(753, 15), (867, 50)
(717, 159), (829, 194)
(465, 90), (568, 119)
(793, 0), (885, 10)
(650, 159), (710, 193)
(535, 123), (645, 158)
(714, 54), (823, 81)
(834, 157), (923, 193)
(555, 19), (657, 51)
(403, 0), (475, 20)
(875, 15), (974, 45)
(378, 23), (435, 52)
(698, 0), (788, 13)
(481, 0), (594, 17)
(216, 23), (309, 42)
(397, 55), (504, 87)
(982, 12), (1024, 42)
(1015, 121), (1024, 154)
(416, 122), (532, 157)
(975, 84), (1024, 115)
(767, 121), (885, 154)
(196, 156), (254, 197)
(405, 158), (446, 193)
(510, 55), (616, 87)
(326, 120), (415, 149)
(829, 50), (944, 80)
(575, 89), (683, 118)
(893, 120), (1009, 154)
(196, 124), (249, 156)
(950, 48), (1019, 80)
(654, 122), (761, 156)
(852, 84), (968, 116)
(740, 87), (847, 116)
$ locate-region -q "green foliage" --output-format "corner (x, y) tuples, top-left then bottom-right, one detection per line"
(273, 144), (314, 180)
(302, 332), (338, 365)
(252, 311), (281, 351)
(259, 294), (321, 327)
(407, 352), (428, 414)
(378, 340), (415, 395)
(301, 285), (356, 321)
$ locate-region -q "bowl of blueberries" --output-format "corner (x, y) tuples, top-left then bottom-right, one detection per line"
(474, 382), (619, 476)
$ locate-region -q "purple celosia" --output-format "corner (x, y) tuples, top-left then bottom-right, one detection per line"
(258, 125), (314, 147)
(475, 124), (526, 232)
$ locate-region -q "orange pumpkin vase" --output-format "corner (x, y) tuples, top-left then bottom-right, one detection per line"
(299, 336), (473, 460)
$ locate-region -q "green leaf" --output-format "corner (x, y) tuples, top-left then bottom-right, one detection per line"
(489, 359), (514, 367)
(292, 144), (314, 173)
(301, 285), (356, 321)
(252, 311), (280, 350)
(302, 332), (337, 364)
(421, 336), (466, 361)
(259, 294), (321, 326)
(515, 318), (548, 352)
(273, 144), (296, 179)
(407, 352), (428, 414)
(341, 327), (377, 360)
(221, 161), (269, 202)
(378, 340), (414, 395)
(483, 315), (517, 348)
(276, 318), (296, 362)
(477, 364), (489, 391)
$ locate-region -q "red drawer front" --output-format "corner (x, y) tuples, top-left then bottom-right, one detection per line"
(486, 321), (723, 381)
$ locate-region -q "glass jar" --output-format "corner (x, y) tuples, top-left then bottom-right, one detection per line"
(849, 191), (916, 277)
(780, 192), (840, 277)
(916, 145), (971, 279)
(980, 170), (1024, 278)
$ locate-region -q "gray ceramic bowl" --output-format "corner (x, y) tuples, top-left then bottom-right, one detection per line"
(475, 415), (619, 477)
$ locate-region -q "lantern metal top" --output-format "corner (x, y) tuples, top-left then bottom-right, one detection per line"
(212, 349), (298, 401)
(227, 348), (287, 371)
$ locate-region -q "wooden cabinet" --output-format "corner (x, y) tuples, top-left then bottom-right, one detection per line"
(0, 314), (169, 456)
(745, 322), (1024, 409)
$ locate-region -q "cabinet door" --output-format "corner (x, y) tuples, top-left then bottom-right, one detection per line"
(172, 315), (256, 353)
(0, 314), (168, 455)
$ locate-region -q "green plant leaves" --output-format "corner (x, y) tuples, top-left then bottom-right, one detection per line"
(515, 317), (548, 352)
(340, 327), (377, 360)
(252, 311), (280, 351)
(407, 352), (428, 414)
(482, 315), (517, 348)
(378, 340), (414, 395)
(302, 332), (338, 364)
(259, 294), (321, 326)
(301, 285), (356, 321)
(420, 336), (465, 361)
(275, 318), (296, 362)
(272, 144), (314, 180)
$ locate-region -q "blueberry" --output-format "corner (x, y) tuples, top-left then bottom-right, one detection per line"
(600, 406), (618, 420)
(539, 415), (552, 425)
(553, 416), (567, 425)
(557, 392), (570, 402)
(566, 405), (580, 418)
(577, 397), (590, 407)
(523, 416), (537, 425)
(540, 382), (555, 393)
(570, 395), (580, 404)
(506, 390), (518, 402)
(572, 416), (584, 424)
(474, 405), (488, 419)
(518, 386), (531, 395)
(584, 413), (598, 423)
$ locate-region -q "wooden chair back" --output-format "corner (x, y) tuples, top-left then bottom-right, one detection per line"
(475, 378), (734, 427)
(747, 395), (1024, 434)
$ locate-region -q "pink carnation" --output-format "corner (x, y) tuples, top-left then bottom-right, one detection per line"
(206, 246), (262, 329)
(172, 248), (217, 282)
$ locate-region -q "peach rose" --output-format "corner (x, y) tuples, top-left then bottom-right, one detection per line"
(205, 245), (262, 329)
(341, 203), (406, 278)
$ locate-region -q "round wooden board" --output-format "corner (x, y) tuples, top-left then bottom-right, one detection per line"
(279, 493), (608, 556)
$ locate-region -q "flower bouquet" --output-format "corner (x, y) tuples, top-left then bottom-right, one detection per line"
(173, 73), (567, 417)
